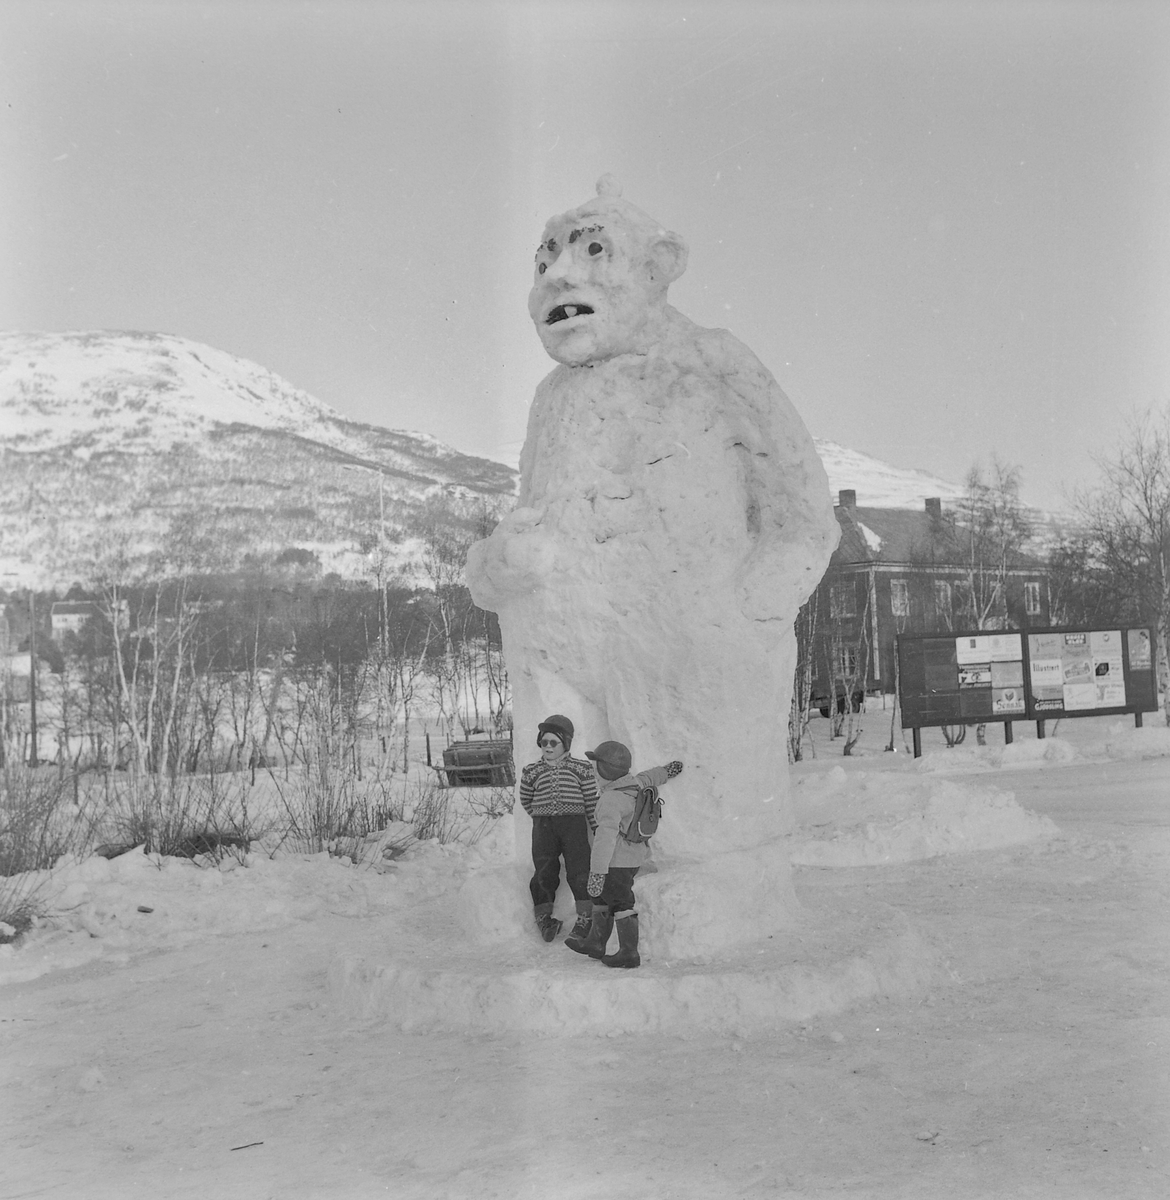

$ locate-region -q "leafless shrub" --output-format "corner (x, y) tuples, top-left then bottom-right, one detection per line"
(0, 766), (94, 940)
(0, 879), (44, 943)
(97, 771), (259, 861)
(0, 766), (91, 876)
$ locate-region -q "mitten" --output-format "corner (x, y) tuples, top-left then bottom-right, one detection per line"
(587, 872), (606, 898)
(665, 760), (684, 778)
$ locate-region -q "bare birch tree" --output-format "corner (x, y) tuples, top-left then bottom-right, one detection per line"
(1075, 408), (1170, 721)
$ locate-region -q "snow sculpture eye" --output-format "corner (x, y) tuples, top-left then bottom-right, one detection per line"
(538, 262), (547, 274)
(588, 242), (603, 256)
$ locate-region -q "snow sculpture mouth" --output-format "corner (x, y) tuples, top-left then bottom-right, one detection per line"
(545, 303), (595, 325)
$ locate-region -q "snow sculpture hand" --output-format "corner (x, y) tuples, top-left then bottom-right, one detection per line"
(665, 760), (683, 778)
(464, 507), (559, 608)
(587, 872), (606, 898)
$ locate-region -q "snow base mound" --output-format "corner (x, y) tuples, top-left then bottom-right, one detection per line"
(327, 889), (943, 1038)
(790, 768), (1058, 867)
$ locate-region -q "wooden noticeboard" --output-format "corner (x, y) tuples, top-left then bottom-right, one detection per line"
(896, 625), (1158, 755)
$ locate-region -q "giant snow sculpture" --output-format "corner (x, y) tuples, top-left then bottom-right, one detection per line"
(466, 177), (838, 954)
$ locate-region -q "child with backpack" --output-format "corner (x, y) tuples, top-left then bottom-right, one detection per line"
(565, 740), (683, 969)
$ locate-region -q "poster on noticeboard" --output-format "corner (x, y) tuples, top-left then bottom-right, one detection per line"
(1028, 629), (1129, 714)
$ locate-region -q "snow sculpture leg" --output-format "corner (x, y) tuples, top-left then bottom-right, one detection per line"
(466, 176), (838, 958)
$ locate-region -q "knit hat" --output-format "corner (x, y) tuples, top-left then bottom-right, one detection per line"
(537, 714), (574, 750)
(585, 740), (632, 780)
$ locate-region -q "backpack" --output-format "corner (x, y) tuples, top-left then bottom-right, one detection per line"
(619, 782), (663, 844)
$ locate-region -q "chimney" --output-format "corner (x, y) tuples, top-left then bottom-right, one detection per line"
(925, 497), (942, 519)
(838, 489), (857, 509)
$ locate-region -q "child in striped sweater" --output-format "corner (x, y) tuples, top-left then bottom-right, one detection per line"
(518, 714), (599, 942)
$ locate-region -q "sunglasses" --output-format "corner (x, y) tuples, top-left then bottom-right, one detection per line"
(539, 737), (562, 748)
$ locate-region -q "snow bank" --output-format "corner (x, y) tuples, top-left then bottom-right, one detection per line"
(328, 916), (941, 1038)
(913, 736), (1081, 773)
(907, 718), (1170, 772)
(329, 878), (944, 1037)
(2, 757), (1060, 1037)
(1102, 721), (1170, 760)
(0, 826), (506, 987)
(789, 767), (1057, 867)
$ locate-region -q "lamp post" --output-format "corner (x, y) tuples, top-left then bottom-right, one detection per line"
(26, 590), (39, 768)
(2, 575), (38, 767)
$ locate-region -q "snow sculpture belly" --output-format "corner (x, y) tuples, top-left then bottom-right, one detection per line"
(470, 313), (836, 857)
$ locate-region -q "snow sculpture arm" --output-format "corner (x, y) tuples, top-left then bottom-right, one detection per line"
(713, 333), (838, 621)
(463, 506), (561, 611)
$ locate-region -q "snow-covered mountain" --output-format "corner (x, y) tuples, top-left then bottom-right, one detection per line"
(0, 329), (1051, 590)
(813, 437), (1067, 552)
(0, 331), (516, 588)
(813, 439), (966, 509)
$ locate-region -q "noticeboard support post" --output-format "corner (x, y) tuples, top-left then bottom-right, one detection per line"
(1136, 712), (1143, 728)
(1004, 721), (1013, 745)
(1036, 720), (1046, 740)
(912, 727), (922, 758)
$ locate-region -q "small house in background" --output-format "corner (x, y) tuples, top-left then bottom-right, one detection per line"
(50, 600), (100, 638)
(48, 597), (129, 641)
(805, 490), (1052, 714)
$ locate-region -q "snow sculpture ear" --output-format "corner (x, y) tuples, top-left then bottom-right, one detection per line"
(647, 232), (688, 285)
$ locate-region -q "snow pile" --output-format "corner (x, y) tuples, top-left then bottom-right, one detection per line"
(1001, 737), (1081, 767)
(789, 766), (1057, 867)
(909, 721), (1170, 771)
(1, 759), (1058, 1037)
(913, 736), (1082, 772)
(328, 899), (940, 1038)
(0, 820), (513, 988)
(1102, 721), (1170, 760)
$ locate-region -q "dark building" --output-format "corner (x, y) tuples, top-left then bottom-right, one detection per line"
(805, 490), (1052, 713)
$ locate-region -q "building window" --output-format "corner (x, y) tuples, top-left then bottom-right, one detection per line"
(830, 581), (857, 619)
(933, 579), (952, 616)
(838, 645), (858, 678)
(890, 578), (909, 617)
(1025, 580), (1042, 616)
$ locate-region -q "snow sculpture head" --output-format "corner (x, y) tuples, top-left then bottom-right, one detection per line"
(529, 174), (689, 365)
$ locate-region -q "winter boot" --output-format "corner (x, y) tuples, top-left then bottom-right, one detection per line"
(602, 913), (640, 969)
(534, 905), (562, 943)
(567, 900), (592, 941)
(566, 905), (613, 958)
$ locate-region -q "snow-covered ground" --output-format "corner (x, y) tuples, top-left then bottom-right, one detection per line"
(2, 714), (1168, 1197)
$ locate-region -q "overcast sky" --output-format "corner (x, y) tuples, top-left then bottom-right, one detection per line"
(3, 0), (1168, 510)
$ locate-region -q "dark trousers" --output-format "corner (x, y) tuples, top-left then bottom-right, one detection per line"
(530, 813), (592, 908)
(599, 866), (640, 916)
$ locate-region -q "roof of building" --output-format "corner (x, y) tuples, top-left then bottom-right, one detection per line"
(50, 601), (99, 616)
(830, 501), (1048, 571)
